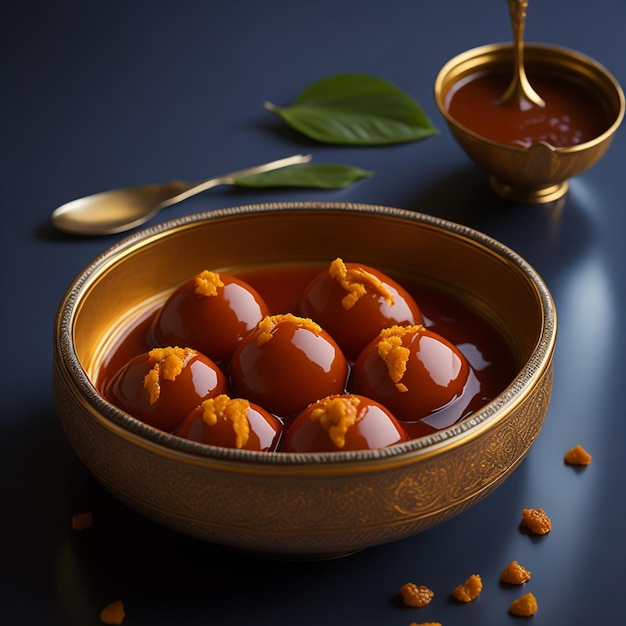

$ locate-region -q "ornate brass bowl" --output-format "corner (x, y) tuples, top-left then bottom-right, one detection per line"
(53, 202), (556, 558)
(434, 43), (624, 204)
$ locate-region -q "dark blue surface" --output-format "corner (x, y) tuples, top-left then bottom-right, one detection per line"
(2, 1), (625, 624)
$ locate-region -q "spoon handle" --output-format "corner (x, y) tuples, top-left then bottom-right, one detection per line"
(500, 0), (545, 109)
(508, 0), (529, 80)
(159, 153), (312, 208)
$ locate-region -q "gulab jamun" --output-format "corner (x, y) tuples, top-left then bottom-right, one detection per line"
(176, 394), (282, 451)
(149, 269), (270, 363)
(281, 394), (409, 452)
(104, 346), (229, 432)
(301, 258), (423, 360)
(352, 325), (472, 422)
(229, 313), (349, 418)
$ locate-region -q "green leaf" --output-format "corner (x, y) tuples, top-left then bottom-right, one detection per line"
(233, 163), (373, 189)
(264, 73), (438, 145)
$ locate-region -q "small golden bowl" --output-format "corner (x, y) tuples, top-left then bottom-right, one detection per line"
(53, 202), (556, 559)
(434, 43), (625, 203)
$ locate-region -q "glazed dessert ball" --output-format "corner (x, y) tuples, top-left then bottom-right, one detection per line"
(176, 394), (282, 451)
(104, 346), (229, 432)
(301, 258), (423, 360)
(150, 270), (270, 363)
(352, 325), (471, 422)
(281, 394), (409, 452)
(230, 313), (349, 418)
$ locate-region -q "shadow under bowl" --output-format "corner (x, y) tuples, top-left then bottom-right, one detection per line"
(53, 202), (557, 559)
(434, 43), (625, 204)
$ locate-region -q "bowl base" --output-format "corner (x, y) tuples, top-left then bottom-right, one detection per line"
(489, 176), (569, 204)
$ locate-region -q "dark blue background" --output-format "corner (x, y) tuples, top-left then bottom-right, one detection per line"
(2, 1), (624, 624)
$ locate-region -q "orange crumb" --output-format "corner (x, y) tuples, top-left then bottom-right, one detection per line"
(521, 508), (552, 535)
(509, 592), (538, 616)
(194, 269), (224, 296)
(200, 394), (250, 449)
(376, 325), (424, 392)
(310, 395), (361, 449)
(564, 444), (592, 466)
(100, 600), (125, 624)
(328, 257), (394, 309)
(408, 623), (442, 626)
(71, 512), (93, 531)
(256, 313), (321, 346)
(452, 573), (482, 602)
(399, 582), (435, 608)
(144, 347), (193, 404)
(500, 560), (531, 584)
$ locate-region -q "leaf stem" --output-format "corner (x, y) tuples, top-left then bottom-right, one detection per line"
(264, 101), (280, 112)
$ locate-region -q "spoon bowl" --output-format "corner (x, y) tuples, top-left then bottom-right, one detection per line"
(52, 183), (190, 235)
(51, 154), (312, 236)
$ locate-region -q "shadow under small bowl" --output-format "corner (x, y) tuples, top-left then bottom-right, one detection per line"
(53, 202), (557, 559)
(434, 43), (625, 204)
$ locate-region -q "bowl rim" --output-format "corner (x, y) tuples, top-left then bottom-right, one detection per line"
(55, 201), (557, 470)
(433, 42), (626, 153)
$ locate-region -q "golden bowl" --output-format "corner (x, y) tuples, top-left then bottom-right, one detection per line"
(53, 202), (557, 559)
(434, 43), (625, 204)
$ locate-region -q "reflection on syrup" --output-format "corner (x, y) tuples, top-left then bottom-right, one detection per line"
(445, 70), (611, 148)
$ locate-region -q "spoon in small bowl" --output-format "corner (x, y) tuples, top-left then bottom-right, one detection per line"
(498, 0), (545, 110)
(51, 153), (312, 236)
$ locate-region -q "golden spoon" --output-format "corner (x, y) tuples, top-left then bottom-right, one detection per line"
(51, 153), (312, 236)
(498, 0), (545, 110)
